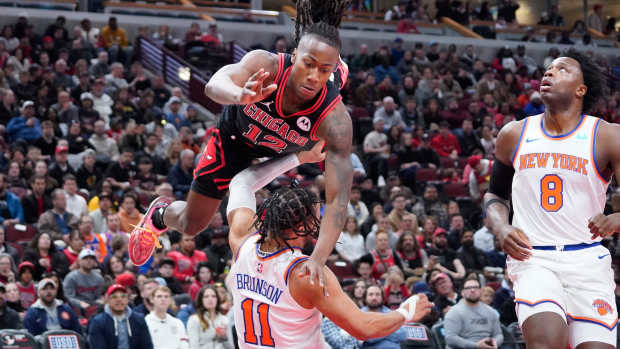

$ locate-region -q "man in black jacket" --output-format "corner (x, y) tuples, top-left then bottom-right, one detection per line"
(21, 175), (52, 224)
(0, 283), (21, 329)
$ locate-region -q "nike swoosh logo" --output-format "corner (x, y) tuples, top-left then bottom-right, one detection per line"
(525, 138), (540, 143)
(598, 254), (610, 259)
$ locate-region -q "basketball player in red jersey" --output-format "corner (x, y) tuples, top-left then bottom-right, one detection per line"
(129, 0), (353, 289)
(485, 49), (619, 349)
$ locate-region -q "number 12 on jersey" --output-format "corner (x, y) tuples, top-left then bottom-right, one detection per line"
(241, 298), (275, 347)
(540, 174), (563, 212)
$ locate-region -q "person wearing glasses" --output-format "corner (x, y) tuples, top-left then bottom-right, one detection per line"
(444, 278), (504, 349)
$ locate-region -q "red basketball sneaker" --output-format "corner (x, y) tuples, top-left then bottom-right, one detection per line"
(128, 196), (171, 266)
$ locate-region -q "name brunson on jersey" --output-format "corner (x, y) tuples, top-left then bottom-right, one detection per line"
(236, 273), (284, 304)
(519, 152), (588, 175)
(243, 104), (309, 147)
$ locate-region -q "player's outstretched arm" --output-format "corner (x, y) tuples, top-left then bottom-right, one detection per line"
(289, 264), (432, 341)
(227, 142), (327, 256)
(301, 103), (353, 294)
(204, 49), (278, 105)
(484, 120), (532, 261)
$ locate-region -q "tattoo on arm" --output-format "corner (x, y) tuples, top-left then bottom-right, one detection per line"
(313, 106), (354, 261)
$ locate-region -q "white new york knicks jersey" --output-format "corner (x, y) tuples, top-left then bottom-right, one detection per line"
(511, 114), (610, 246)
(228, 233), (328, 348)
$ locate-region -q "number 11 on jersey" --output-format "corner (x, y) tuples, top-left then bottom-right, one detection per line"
(540, 174), (563, 212)
(241, 298), (275, 347)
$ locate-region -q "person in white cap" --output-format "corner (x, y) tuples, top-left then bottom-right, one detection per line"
(6, 100), (41, 142)
(62, 248), (104, 311)
(23, 278), (82, 336)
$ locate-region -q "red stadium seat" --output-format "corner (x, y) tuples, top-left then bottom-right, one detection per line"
(7, 242), (23, 261)
(444, 183), (469, 198)
(5, 224), (37, 243)
(327, 260), (356, 282)
(457, 157), (469, 169)
(351, 106), (369, 119)
(415, 168), (439, 182)
(440, 157), (458, 169)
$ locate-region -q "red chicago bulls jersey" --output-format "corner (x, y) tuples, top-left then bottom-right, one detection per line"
(218, 53), (343, 158)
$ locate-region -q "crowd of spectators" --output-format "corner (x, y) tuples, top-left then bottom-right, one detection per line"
(0, 7), (618, 349)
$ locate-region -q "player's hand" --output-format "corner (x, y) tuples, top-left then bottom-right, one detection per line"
(588, 213), (620, 239)
(497, 225), (532, 261)
(396, 294), (433, 322)
(476, 338), (494, 349)
(238, 68), (277, 105)
(298, 257), (328, 296)
(297, 140), (326, 164)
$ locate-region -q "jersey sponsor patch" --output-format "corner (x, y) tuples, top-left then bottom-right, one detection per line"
(593, 299), (613, 316)
(297, 116), (311, 132)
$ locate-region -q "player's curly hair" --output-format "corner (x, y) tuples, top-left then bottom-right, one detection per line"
(254, 186), (321, 252)
(294, 0), (350, 49)
(562, 49), (606, 114)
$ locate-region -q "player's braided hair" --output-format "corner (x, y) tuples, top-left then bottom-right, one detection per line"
(254, 186), (321, 251)
(562, 49), (606, 114)
(294, 0), (350, 49)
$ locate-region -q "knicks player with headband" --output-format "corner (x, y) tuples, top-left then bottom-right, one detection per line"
(484, 49), (619, 349)
(225, 141), (433, 348)
(129, 0), (353, 289)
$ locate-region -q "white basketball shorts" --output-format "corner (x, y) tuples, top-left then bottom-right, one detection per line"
(506, 243), (617, 347)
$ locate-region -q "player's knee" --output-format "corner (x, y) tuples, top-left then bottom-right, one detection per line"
(526, 336), (567, 349)
(523, 315), (568, 349)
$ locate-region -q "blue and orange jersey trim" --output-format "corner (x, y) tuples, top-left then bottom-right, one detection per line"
(567, 314), (619, 331)
(540, 113), (585, 140)
(233, 232), (259, 263)
(284, 256), (309, 285)
(514, 298), (566, 316)
(590, 117), (610, 184)
(511, 117), (530, 166)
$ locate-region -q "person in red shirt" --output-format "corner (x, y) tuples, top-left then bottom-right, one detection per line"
(166, 234), (207, 283)
(199, 23), (222, 46)
(431, 121), (461, 159)
(16, 261), (36, 308)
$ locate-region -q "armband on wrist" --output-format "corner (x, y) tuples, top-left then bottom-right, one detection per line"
(396, 295), (419, 322)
